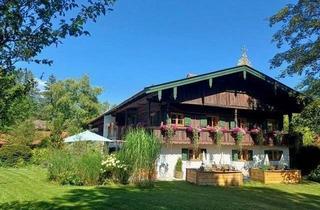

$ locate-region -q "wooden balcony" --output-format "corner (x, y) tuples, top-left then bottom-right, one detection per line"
(110, 126), (288, 146)
(150, 127), (255, 146)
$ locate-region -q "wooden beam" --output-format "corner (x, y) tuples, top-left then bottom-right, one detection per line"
(173, 86), (177, 100)
(234, 109), (238, 127)
(158, 90), (162, 101)
(209, 78), (213, 88)
(243, 70), (247, 80)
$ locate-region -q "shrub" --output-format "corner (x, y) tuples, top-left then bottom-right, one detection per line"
(100, 153), (129, 184)
(0, 144), (32, 167)
(31, 148), (50, 166)
(294, 145), (320, 175)
(47, 146), (102, 186)
(77, 151), (102, 185)
(118, 128), (161, 185)
(308, 165), (320, 183)
(175, 158), (182, 172)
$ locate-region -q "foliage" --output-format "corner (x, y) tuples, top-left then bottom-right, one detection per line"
(294, 145), (320, 175)
(283, 114), (317, 145)
(42, 76), (102, 147)
(308, 165), (320, 183)
(0, 70), (36, 130)
(208, 126), (224, 146)
(47, 145), (102, 186)
(0, 0), (115, 72)
(186, 126), (201, 150)
(250, 128), (264, 145)
(231, 127), (246, 149)
(31, 148), (50, 167)
(273, 131), (283, 145)
(0, 144), (32, 167)
(269, 0), (320, 82)
(7, 119), (35, 145)
(175, 158), (182, 172)
(296, 99), (320, 134)
(118, 128), (161, 185)
(100, 154), (129, 184)
(160, 124), (177, 144)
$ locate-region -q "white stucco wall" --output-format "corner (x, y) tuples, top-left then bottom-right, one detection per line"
(156, 144), (290, 180)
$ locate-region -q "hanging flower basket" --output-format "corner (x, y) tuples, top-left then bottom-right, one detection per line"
(186, 126), (201, 150)
(160, 124), (177, 144)
(208, 126), (227, 146)
(250, 128), (264, 145)
(272, 130), (283, 145)
(231, 127), (246, 148)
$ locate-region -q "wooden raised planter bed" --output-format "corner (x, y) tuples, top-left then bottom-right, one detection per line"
(250, 168), (301, 184)
(186, 168), (243, 186)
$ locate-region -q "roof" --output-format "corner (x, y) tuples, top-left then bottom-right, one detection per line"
(90, 65), (301, 123)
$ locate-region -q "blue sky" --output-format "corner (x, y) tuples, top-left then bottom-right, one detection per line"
(25, 0), (301, 105)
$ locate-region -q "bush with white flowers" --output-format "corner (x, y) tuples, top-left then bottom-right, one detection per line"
(100, 154), (129, 184)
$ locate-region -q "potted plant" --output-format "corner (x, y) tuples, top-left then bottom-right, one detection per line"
(186, 126), (201, 150)
(272, 130), (283, 145)
(160, 124), (177, 144)
(250, 128), (264, 145)
(231, 127), (246, 150)
(174, 158), (183, 179)
(208, 126), (226, 146)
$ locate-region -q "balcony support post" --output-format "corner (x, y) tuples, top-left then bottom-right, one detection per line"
(234, 109), (238, 127)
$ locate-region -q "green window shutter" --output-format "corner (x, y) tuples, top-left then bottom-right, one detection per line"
(200, 117), (207, 128)
(184, 116), (191, 127)
(248, 150), (253, 161)
(232, 150), (239, 161)
(182, 148), (189, 160)
(230, 121), (236, 129)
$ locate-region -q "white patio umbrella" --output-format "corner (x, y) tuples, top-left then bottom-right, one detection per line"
(64, 130), (114, 143)
(263, 154), (270, 166)
(278, 154), (286, 169)
(202, 150), (207, 165)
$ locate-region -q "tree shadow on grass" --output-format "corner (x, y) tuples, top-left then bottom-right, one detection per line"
(1, 181), (320, 210)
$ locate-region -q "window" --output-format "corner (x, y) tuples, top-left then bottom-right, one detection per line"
(265, 150), (283, 161)
(232, 149), (253, 161)
(170, 113), (184, 126)
(207, 116), (219, 127)
(182, 148), (207, 161)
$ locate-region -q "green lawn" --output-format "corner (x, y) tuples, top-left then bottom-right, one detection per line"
(0, 167), (320, 210)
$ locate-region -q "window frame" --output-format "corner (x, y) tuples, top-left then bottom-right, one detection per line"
(182, 148), (207, 161)
(207, 116), (219, 127)
(264, 150), (283, 161)
(232, 149), (253, 161)
(170, 112), (185, 126)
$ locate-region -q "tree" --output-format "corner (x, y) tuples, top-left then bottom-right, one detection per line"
(0, 69), (36, 129)
(0, 0), (115, 129)
(269, 0), (320, 93)
(42, 75), (102, 147)
(0, 0), (115, 71)
(270, 0), (320, 135)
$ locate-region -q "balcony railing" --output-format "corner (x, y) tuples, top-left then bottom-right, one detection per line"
(109, 126), (288, 146)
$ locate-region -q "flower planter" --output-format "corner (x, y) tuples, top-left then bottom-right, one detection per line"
(186, 168), (243, 186)
(250, 168), (301, 184)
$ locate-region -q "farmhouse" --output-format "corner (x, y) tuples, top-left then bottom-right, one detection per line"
(89, 58), (303, 180)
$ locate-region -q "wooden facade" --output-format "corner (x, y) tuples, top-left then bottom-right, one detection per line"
(89, 65), (303, 147)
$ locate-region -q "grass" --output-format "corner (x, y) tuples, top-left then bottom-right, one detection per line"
(0, 166), (320, 210)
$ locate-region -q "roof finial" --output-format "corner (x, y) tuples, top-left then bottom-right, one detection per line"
(237, 47), (252, 67)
